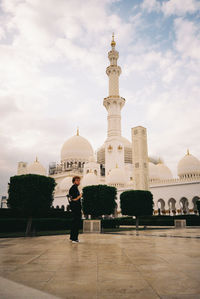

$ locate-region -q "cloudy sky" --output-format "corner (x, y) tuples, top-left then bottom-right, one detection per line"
(0, 0), (200, 195)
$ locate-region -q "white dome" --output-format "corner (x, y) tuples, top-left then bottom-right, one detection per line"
(149, 162), (159, 181)
(107, 167), (126, 185)
(61, 132), (94, 162)
(82, 172), (99, 187)
(178, 151), (200, 177)
(59, 177), (73, 192)
(156, 162), (173, 180)
(27, 158), (46, 176)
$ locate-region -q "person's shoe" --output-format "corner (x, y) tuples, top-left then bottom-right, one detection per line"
(72, 240), (79, 243)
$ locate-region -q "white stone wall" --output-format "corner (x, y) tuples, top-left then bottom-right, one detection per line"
(132, 126), (149, 190)
(150, 180), (200, 212)
(105, 138), (124, 176)
(114, 180), (200, 215)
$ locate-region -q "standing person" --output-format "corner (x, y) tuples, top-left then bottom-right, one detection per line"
(69, 176), (82, 243)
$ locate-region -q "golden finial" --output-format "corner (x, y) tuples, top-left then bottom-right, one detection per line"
(187, 149), (190, 155)
(77, 127), (79, 136)
(111, 32), (116, 47)
(158, 158), (162, 164)
(116, 163), (118, 168)
(35, 156), (38, 162)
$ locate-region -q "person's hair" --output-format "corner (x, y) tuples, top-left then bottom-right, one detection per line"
(72, 176), (81, 183)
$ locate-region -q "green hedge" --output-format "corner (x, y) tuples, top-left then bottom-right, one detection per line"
(117, 215), (200, 226)
(0, 215), (199, 234)
(0, 208), (71, 219)
(0, 218), (79, 233)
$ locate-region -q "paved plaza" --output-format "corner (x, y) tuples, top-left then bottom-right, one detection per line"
(0, 228), (200, 299)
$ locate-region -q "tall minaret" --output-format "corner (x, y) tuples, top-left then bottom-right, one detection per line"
(104, 34), (125, 175)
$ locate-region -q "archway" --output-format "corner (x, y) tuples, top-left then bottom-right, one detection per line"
(157, 199), (165, 215)
(180, 197), (189, 214)
(192, 196), (200, 214)
(168, 198), (176, 215)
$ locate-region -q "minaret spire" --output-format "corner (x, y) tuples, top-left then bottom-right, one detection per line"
(111, 32), (116, 48)
(103, 34), (125, 137)
(103, 35), (126, 174)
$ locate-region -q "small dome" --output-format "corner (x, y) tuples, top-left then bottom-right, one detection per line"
(27, 158), (46, 176)
(107, 167), (126, 185)
(61, 131), (94, 162)
(149, 162), (159, 181)
(156, 162), (173, 180)
(59, 177), (73, 192)
(82, 172), (99, 187)
(178, 150), (200, 177)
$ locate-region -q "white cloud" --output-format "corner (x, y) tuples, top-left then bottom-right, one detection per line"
(141, 0), (161, 12)
(141, 0), (200, 16)
(174, 18), (200, 60)
(162, 0), (200, 16)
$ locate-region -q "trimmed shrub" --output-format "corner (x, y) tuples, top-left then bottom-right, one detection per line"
(120, 190), (154, 230)
(82, 185), (117, 218)
(7, 174), (56, 236)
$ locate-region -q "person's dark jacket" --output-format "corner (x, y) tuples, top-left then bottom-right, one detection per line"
(69, 184), (81, 210)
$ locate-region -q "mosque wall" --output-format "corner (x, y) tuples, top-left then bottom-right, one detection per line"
(150, 181), (200, 213)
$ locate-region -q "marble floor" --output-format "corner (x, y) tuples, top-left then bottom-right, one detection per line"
(0, 228), (200, 299)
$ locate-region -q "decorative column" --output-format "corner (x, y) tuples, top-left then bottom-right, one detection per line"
(104, 34), (125, 175)
(132, 126), (149, 190)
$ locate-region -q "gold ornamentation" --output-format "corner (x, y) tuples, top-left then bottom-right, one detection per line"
(111, 32), (116, 47)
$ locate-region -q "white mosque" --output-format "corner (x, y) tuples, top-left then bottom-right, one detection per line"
(15, 35), (200, 216)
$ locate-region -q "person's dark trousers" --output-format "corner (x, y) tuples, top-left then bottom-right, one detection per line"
(70, 203), (81, 241)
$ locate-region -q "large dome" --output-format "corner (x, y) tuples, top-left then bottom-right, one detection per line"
(61, 131), (94, 162)
(27, 158), (46, 176)
(178, 150), (200, 178)
(156, 162), (173, 180)
(149, 162), (159, 181)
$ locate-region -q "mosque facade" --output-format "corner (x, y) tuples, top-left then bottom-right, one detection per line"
(15, 35), (200, 215)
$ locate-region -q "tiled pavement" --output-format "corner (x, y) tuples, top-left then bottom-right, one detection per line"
(0, 228), (200, 299)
